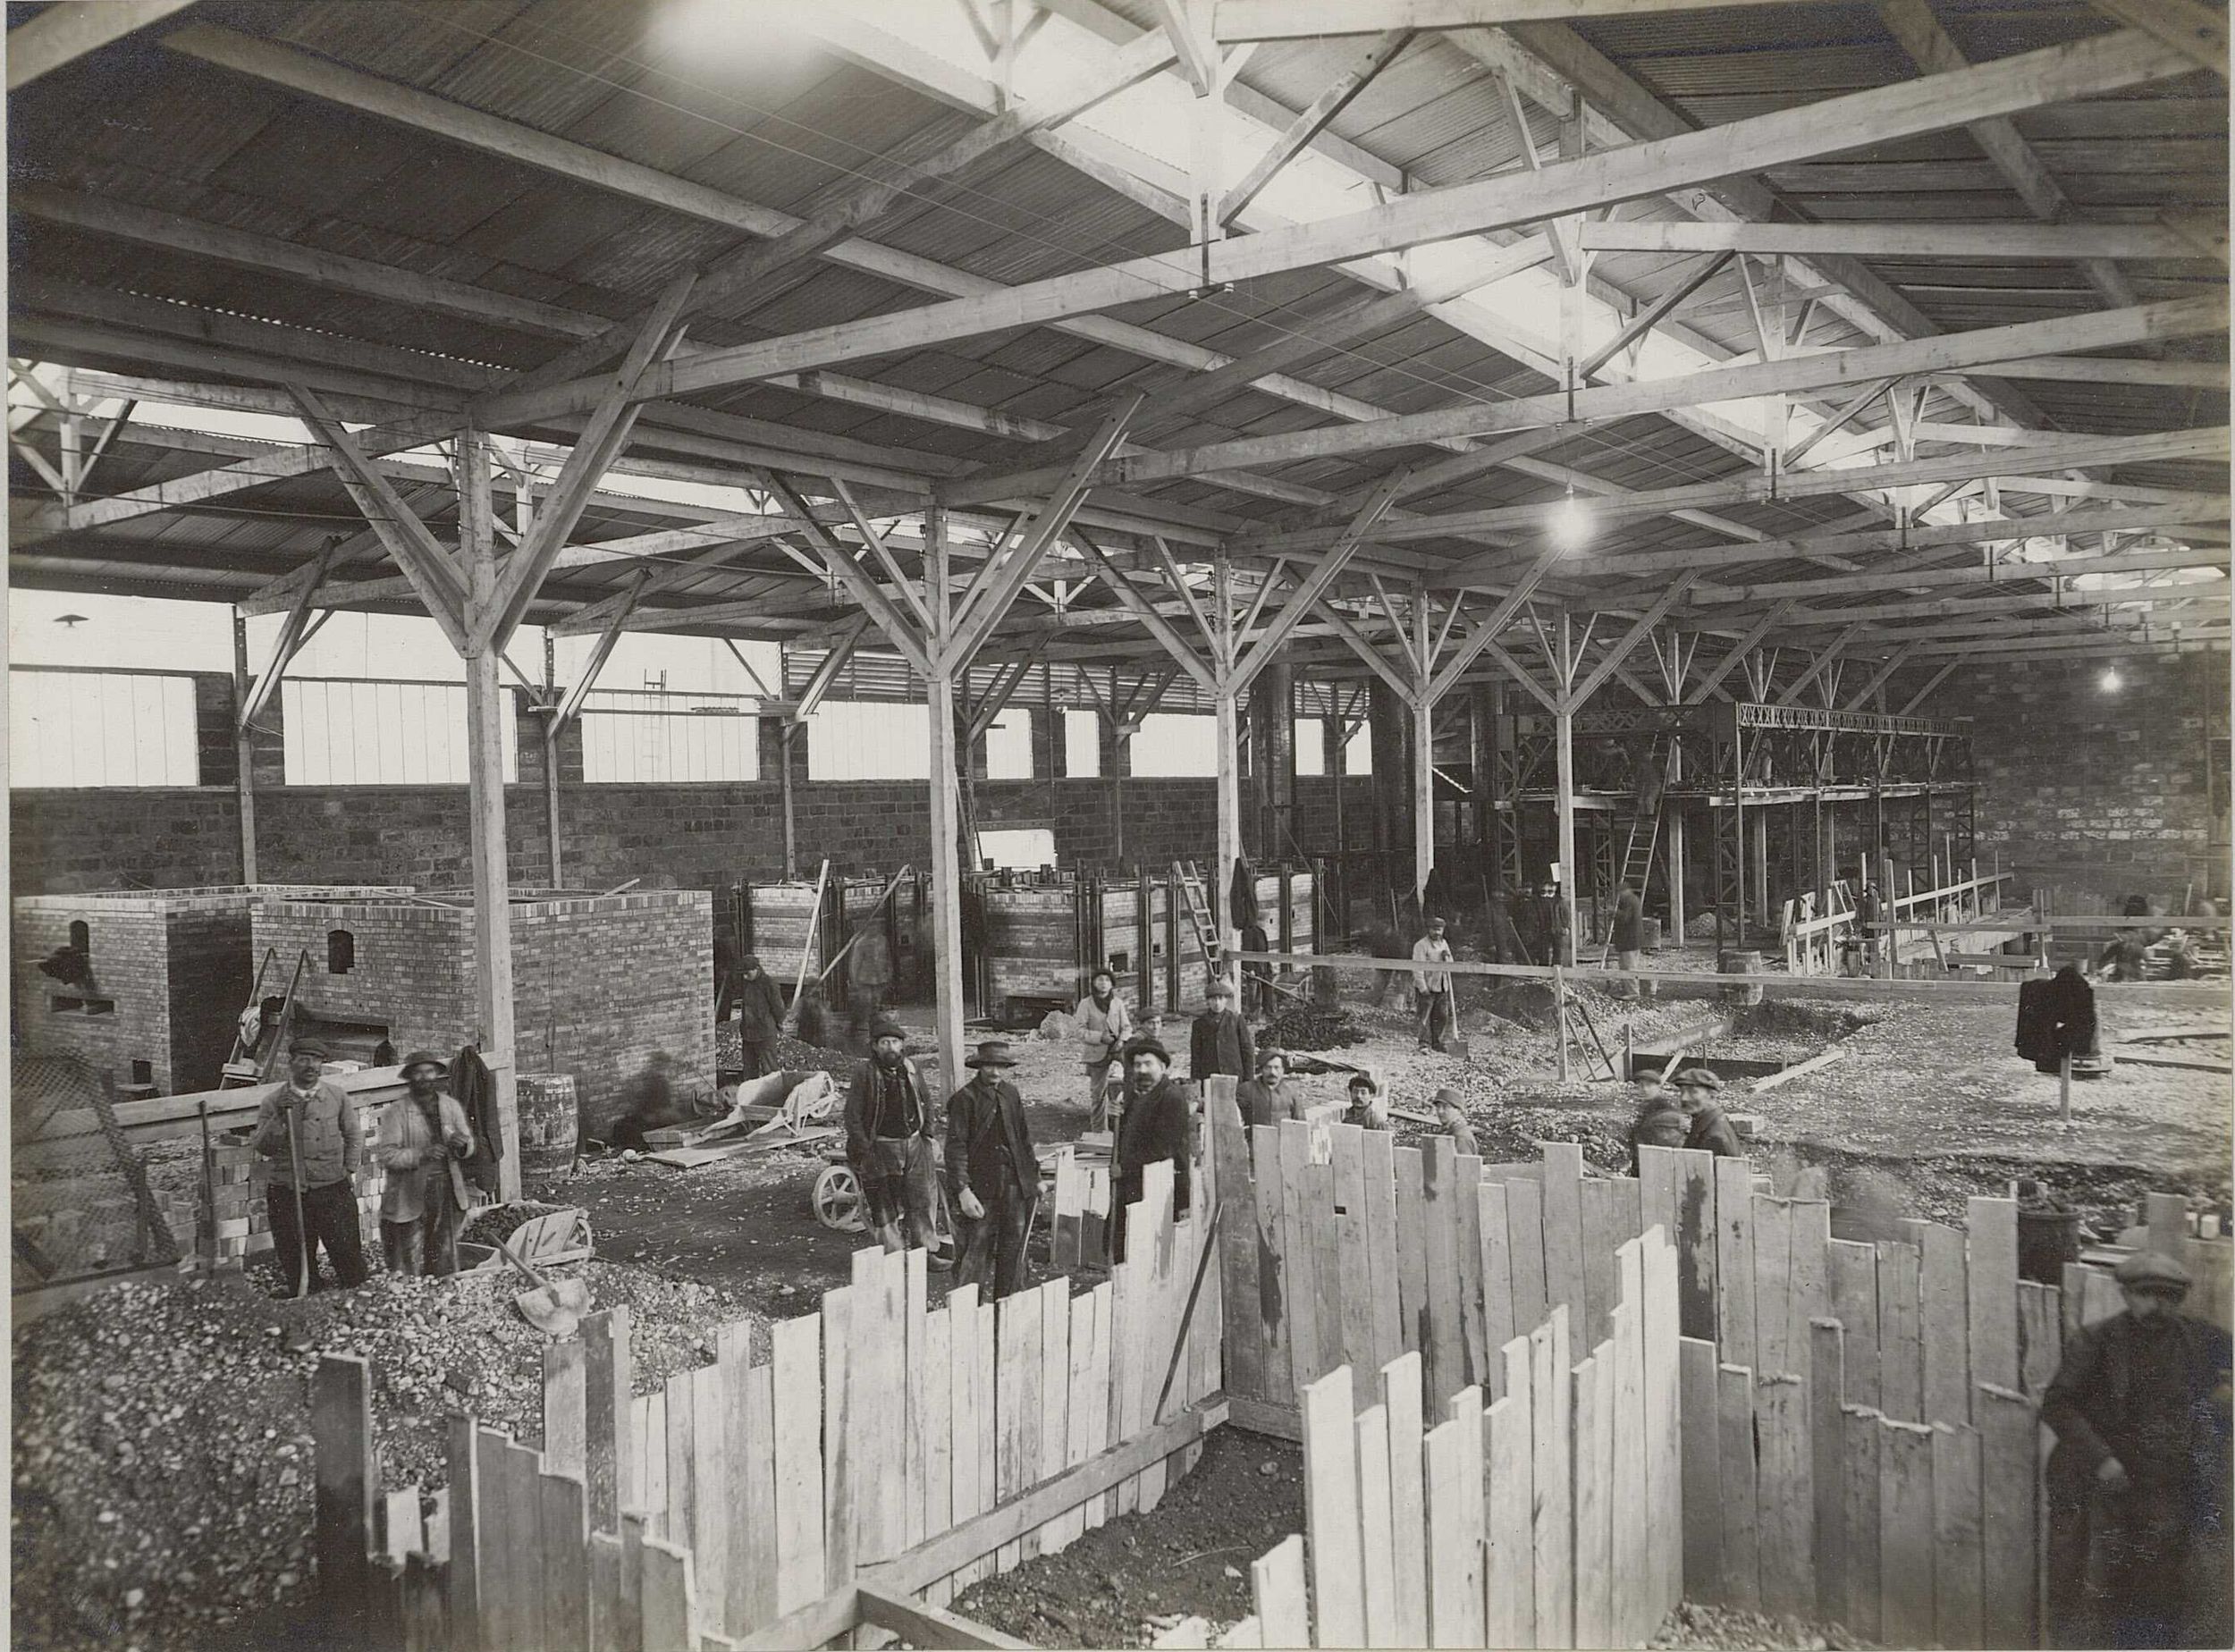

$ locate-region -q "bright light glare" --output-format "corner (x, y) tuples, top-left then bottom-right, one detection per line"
(2100, 668), (2124, 693)
(1548, 494), (1595, 550)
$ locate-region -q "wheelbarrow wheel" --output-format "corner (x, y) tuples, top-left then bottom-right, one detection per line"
(811, 1164), (869, 1234)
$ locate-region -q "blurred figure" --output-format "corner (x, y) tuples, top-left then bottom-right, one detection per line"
(1611, 881), (1649, 999)
(731, 953), (786, 1079)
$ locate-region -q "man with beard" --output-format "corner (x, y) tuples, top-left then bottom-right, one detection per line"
(372, 1051), (476, 1277)
(944, 1040), (1037, 1300)
(1111, 1036), (1193, 1263)
(1073, 965), (1133, 1131)
(250, 1037), (368, 1294)
(843, 1015), (945, 1264)
(2044, 1250), (2232, 1648)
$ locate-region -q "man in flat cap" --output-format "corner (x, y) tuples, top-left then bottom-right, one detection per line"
(1673, 1066), (1744, 1159)
(1112, 1035), (1194, 1262)
(732, 953), (786, 1081)
(2044, 1248), (2232, 1648)
(844, 1014), (944, 1262)
(945, 1041), (1037, 1300)
(1190, 974), (1254, 1085)
(373, 1051), (476, 1277)
(251, 1037), (368, 1294)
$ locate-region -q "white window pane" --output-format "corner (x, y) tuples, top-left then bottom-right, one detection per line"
(984, 709), (1033, 780)
(1130, 712), (1216, 778)
(805, 702), (930, 780)
(1345, 721), (1372, 775)
(8, 670), (199, 787)
(978, 827), (1056, 871)
(1294, 718), (1327, 778)
(1063, 709), (1101, 779)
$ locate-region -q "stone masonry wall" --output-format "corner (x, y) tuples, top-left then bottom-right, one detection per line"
(12, 899), (173, 1092)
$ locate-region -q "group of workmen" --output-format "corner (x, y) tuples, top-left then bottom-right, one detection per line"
(1624, 1063), (1743, 1167)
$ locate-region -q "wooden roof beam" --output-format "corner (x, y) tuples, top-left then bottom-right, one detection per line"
(1578, 219), (2219, 261)
(6, 0), (198, 90)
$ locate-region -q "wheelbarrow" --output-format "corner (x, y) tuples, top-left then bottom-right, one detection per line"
(808, 1142), (1065, 1238)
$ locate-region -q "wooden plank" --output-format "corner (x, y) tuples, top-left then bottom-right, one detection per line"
(640, 1538), (697, 1652)
(1252, 1533), (1311, 1651)
(1539, 1145), (1589, 1355)
(857, 1584), (1033, 1648)
(1484, 1384), (1534, 1649)
(1976, 1383), (2039, 1650)
(906, 1249), (930, 1555)
(1751, 1197), (1793, 1376)
(2146, 1189), (2189, 1259)
(1079, 1285), (1113, 1536)
(544, 1338), (587, 1482)
(588, 1530), (624, 1652)
(1380, 1352), (1429, 1649)
(1455, 1155), (1489, 1391)
(445, 1418), (480, 1648)
(1307, 1152), (1347, 1428)
(1827, 1240), (1880, 1409)
(1717, 1365), (1760, 1611)
(1715, 1157), (1757, 1366)
(1610, 1250), (1650, 1644)
(1217, 1614), (1263, 1648)
(1809, 1320), (1846, 1626)
(1965, 1196), (2020, 1394)
(1332, 1124), (1376, 1380)
(473, 1429), (513, 1651)
(1678, 1337), (1723, 1604)
(1250, 1125), (1294, 1409)
(688, 1362), (729, 1636)
(1504, 1176), (1548, 1339)
(505, 1441), (548, 1652)
(1638, 1143), (1682, 1285)
(1138, 1165), (1178, 1509)
(541, 1471), (591, 1652)
(1107, 1241), (1138, 1523)
(769, 1313), (824, 1614)
(1278, 1120), (1323, 1392)
(1528, 1308), (1573, 1649)
(1877, 1240), (1923, 1422)
(1578, 1176), (1624, 1347)
(1842, 1406), (1883, 1643)
(994, 1279), (1038, 1567)
(1048, 1292), (1092, 1554)
(732, 1347), (777, 1631)
(1642, 1232), (1684, 1626)
(1301, 1367), (1366, 1648)
(663, 1370), (696, 1555)
(1932, 1422), (1985, 1649)
(1421, 1137), (1467, 1408)
(1449, 1390), (1487, 1648)
(1786, 1201), (1829, 1373)
(1354, 1403), (1399, 1648)
(1361, 1126), (1404, 1376)
(1423, 1414), (1477, 1648)
(1572, 1352), (1615, 1650)
(1394, 1144), (1431, 1367)
(821, 1284), (855, 1593)
(619, 1515), (647, 1652)
(1670, 1150), (1717, 1344)
(312, 1355), (375, 1648)
(1210, 1095), (1266, 1405)
(1878, 1419), (1937, 1648)
(2017, 1280), (2062, 1401)
(919, 1306), (954, 1582)
(383, 1488), (423, 1567)
(1477, 1181), (1515, 1395)
(1917, 1223), (1972, 1427)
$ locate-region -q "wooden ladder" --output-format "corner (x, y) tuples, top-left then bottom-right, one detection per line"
(221, 947), (313, 1087)
(1172, 860), (1223, 988)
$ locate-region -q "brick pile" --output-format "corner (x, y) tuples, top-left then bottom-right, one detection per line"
(198, 1121), (385, 1270)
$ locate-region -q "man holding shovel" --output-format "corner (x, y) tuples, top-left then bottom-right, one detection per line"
(1412, 916), (1456, 1053)
(945, 1041), (1038, 1300)
(372, 1052), (476, 1277)
(251, 1037), (368, 1295)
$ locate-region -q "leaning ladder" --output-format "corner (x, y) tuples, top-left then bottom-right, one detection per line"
(221, 947), (313, 1087)
(1172, 860), (1223, 990)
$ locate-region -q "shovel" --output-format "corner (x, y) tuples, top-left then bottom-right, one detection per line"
(492, 1235), (590, 1336)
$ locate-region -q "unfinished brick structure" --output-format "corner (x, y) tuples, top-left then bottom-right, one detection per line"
(11, 886), (409, 1095)
(250, 888), (714, 1137)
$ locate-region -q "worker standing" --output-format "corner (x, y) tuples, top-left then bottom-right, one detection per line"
(1672, 1067), (1744, 1157)
(844, 1015), (945, 1265)
(1612, 882), (1651, 999)
(250, 1038), (369, 1294)
(2043, 1250), (2231, 1648)
(1236, 1048), (1300, 1130)
(372, 1052), (476, 1277)
(1430, 1087), (1479, 1158)
(1074, 965), (1133, 1130)
(944, 1041), (1038, 1301)
(1111, 1036), (1193, 1262)
(1412, 915), (1456, 1052)
(1190, 975), (1255, 1083)
(732, 953), (786, 1080)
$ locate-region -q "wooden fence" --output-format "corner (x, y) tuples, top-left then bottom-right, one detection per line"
(316, 1159), (1222, 1651)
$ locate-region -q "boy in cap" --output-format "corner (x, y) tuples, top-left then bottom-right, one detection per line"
(945, 1041), (1038, 1300)
(1074, 966), (1134, 1131)
(2043, 1249), (2232, 1648)
(1431, 1087), (1479, 1158)
(732, 953), (786, 1079)
(1673, 1066), (1744, 1158)
(1412, 916), (1455, 1051)
(844, 1016), (945, 1263)
(1190, 974), (1255, 1084)
(1112, 1036), (1194, 1261)
(251, 1037), (369, 1294)
(373, 1051), (476, 1277)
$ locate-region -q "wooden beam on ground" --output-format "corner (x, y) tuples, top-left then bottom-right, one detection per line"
(6, 0), (198, 89)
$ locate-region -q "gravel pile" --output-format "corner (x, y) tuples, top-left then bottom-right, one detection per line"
(14, 1261), (755, 1652)
(1265, 1004), (1364, 1051)
(1650, 1599), (1864, 1648)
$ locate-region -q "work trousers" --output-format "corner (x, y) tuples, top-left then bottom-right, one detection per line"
(858, 1132), (940, 1256)
(1616, 948), (1655, 999)
(1415, 989), (1455, 1050)
(2048, 1471), (2227, 1649)
(267, 1178), (369, 1293)
(1085, 1061), (1121, 1131)
(739, 1038), (774, 1080)
(379, 1199), (462, 1278)
(954, 1191), (1036, 1300)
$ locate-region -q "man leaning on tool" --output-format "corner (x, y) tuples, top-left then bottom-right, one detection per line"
(945, 1040), (1038, 1301)
(251, 1036), (369, 1294)
(373, 1050), (476, 1277)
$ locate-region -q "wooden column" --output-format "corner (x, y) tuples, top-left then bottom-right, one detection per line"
(924, 509), (966, 1093)
(541, 632), (563, 888)
(232, 609), (259, 885)
(1554, 615), (1579, 965)
(1214, 560), (1244, 991)
(459, 430), (519, 1199)
(1411, 689), (1436, 913)
(1667, 807), (1689, 947)
(780, 722), (799, 881)
(1750, 811), (1772, 939)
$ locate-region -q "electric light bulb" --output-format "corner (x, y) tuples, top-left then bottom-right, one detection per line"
(1548, 493), (1594, 550)
(2100, 667), (2123, 693)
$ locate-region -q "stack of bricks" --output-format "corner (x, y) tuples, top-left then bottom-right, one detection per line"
(199, 1120), (386, 1270)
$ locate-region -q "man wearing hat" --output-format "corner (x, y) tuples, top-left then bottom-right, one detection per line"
(1672, 1067), (1743, 1158)
(2044, 1249), (2232, 1648)
(1412, 916), (1455, 1051)
(1189, 975), (1255, 1085)
(1431, 1088), (1480, 1158)
(845, 1016), (944, 1262)
(732, 953), (786, 1080)
(1112, 1036), (1194, 1262)
(373, 1052), (477, 1277)
(250, 1038), (369, 1294)
(944, 1041), (1038, 1300)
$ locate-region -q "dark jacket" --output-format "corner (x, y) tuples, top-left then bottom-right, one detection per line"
(252, 1078), (363, 1189)
(1612, 889), (1646, 952)
(735, 972), (786, 1044)
(1684, 1102), (1744, 1159)
(2019, 967), (2099, 1071)
(2044, 1310), (2231, 1500)
(845, 1056), (932, 1160)
(1235, 1076), (1299, 1131)
(1190, 1008), (1254, 1082)
(945, 1075), (1036, 1207)
(1115, 1075), (1195, 1216)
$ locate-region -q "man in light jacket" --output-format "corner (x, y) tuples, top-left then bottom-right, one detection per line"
(1412, 916), (1455, 1052)
(1074, 966), (1133, 1130)
(373, 1050), (476, 1277)
(252, 1037), (369, 1294)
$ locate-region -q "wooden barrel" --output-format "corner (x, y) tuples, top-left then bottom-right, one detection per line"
(517, 1072), (578, 1194)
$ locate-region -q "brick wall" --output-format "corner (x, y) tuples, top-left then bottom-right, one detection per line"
(13, 898), (172, 1091)
(1961, 652), (2227, 909)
